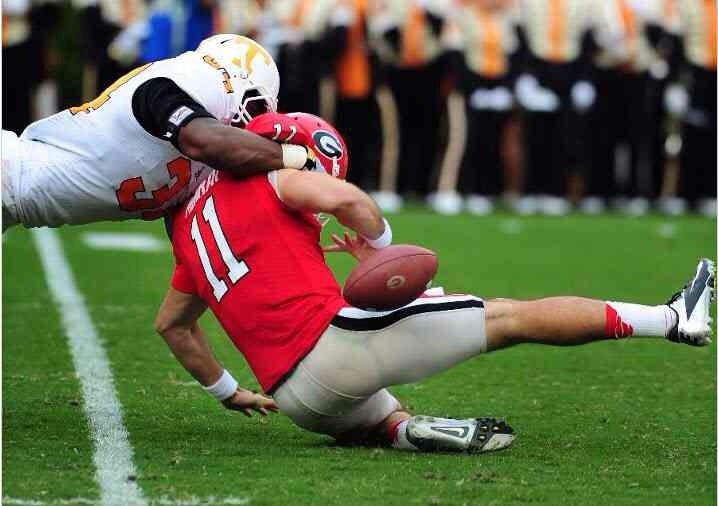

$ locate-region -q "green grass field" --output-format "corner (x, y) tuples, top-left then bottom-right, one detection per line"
(3, 211), (716, 506)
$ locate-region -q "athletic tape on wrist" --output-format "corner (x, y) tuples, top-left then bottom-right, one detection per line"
(203, 369), (238, 401)
(281, 144), (309, 170)
(364, 218), (392, 249)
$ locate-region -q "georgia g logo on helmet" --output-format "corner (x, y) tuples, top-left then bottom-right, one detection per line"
(312, 130), (344, 178)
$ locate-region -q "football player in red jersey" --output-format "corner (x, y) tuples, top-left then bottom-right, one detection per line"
(155, 112), (713, 452)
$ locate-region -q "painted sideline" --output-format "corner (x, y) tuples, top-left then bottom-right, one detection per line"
(2, 497), (250, 506)
(31, 228), (147, 506)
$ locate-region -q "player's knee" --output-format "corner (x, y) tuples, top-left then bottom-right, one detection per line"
(484, 298), (522, 348)
(485, 298), (520, 320)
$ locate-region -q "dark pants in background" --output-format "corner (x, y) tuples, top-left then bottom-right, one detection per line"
(2, 40), (38, 133)
(3, 3), (60, 133)
(387, 60), (445, 196)
(335, 96), (382, 190)
(680, 65), (717, 203)
(588, 69), (655, 199)
(520, 60), (590, 198)
(460, 109), (510, 196)
(277, 41), (321, 115)
(79, 6), (127, 91)
(458, 76), (512, 196)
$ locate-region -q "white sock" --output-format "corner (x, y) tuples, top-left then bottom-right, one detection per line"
(391, 420), (418, 451)
(606, 301), (677, 338)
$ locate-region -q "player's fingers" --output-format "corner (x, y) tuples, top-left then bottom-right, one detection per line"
(241, 408), (252, 417)
(325, 235), (348, 252)
(343, 234), (357, 251)
(257, 407), (268, 416)
(262, 399), (279, 412)
(328, 233), (345, 247)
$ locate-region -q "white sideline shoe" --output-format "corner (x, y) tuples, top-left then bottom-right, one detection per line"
(657, 197), (687, 216)
(697, 198), (716, 218)
(666, 259), (715, 346)
(371, 191), (403, 213)
(540, 196), (570, 216)
(465, 195), (494, 216)
(624, 197), (650, 216)
(429, 191), (463, 215)
(514, 196), (539, 215)
(579, 197), (606, 215)
(402, 416), (515, 453)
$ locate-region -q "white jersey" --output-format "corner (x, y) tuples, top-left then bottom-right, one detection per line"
(5, 51), (234, 227)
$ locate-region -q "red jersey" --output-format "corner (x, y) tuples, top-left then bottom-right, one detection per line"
(168, 170), (347, 392)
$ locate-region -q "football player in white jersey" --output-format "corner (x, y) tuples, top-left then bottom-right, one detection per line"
(1, 34), (317, 231)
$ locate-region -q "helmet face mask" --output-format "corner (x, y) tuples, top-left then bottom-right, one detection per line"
(196, 34), (280, 127)
(231, 88), (272, 127)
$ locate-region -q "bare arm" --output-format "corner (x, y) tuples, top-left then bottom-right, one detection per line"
(154, 286), (277, 415)
(177, 117), (288, 177)
(155, 287), (224, 385)
(275, 169), (385, 240)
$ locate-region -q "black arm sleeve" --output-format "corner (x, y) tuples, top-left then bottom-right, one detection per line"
(131, 77), (215, 148)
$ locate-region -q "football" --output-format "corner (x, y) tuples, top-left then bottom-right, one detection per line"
(343, 244), (438, 310)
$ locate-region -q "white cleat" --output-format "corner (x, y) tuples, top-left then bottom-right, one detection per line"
(666, 258), (715, 346)
(402, 416), (514, 453)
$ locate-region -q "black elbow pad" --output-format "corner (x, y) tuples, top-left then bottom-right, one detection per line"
(132, 77), (215, 149)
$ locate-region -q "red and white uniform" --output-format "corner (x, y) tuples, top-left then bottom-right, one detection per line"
(170, 158), (487, 439)
(169, 170), (347, 392)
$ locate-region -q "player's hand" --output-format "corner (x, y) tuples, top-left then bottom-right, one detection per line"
(221, 388), (279, 417)
(324, 232), (377, 262)
(245, 112), (312, 146)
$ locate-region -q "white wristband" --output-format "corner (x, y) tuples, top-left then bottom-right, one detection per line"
(202, 370), (238, 401)
(364, 218), (392, 249)
(281, 144), (309, 170)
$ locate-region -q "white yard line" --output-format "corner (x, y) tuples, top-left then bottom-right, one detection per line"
(656, 222), (677, 239)
(499, 219), (523, 235)
(3, 497), (250, 506)
(31, 228), (147, 506)
(81, 232), (166, 252)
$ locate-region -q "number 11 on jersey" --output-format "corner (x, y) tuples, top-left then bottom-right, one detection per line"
(190, 196), (249, 301)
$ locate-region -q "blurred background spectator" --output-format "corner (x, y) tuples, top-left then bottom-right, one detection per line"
(513, 0), (596, 216)
(431, 0), (520, 216)
(2, 0), (715, 217)
(3, 0), (62, 132)
(330, 0), (384, 190)
(369, 0), (451, 211)
(588, 0), (660, 216)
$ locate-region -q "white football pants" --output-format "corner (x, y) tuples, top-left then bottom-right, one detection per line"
(273, 293), (487, 438)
